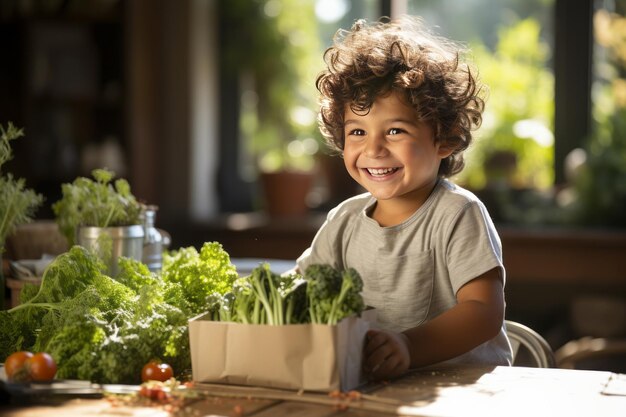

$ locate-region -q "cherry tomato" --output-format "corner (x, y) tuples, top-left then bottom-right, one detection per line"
(25, 352), (57, 382)
(139, 385), (169, 401)
(4, 351), (33, 381)
(141, 361), (174, 382)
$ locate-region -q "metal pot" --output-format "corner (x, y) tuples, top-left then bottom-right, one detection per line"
(77, 225), (145, 276)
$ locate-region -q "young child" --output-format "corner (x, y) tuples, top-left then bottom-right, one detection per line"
(296, 16), (512, 380)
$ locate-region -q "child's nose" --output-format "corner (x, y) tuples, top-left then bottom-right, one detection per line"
(363, 135), (388, 158)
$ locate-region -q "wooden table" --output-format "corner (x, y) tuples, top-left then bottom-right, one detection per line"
(2, 365), (625, 416)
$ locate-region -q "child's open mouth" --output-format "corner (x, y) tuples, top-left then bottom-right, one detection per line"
(366, 167), (399, 177)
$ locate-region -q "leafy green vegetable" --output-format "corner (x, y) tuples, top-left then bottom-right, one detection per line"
(284, 276), (308, 324)
(249, 263), (285, 325)
(305, 264), (342, 324)
(52, 168), (142, 245)
(223, 277), (261, 324)
(205, 263), (365, 326)
(161, 242), (239, 315)
(0, 122), (21, 166)
(0, 242), (238, 384)
(305, 264), (365, 325)
(0, 122), (44, 252)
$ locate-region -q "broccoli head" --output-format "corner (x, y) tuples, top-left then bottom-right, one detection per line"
(304, 264), (365, 325)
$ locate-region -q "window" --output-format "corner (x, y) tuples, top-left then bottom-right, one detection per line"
(194, 0), (617, 227)
(572, 0), (626, 227)
(406, 0), (556, 193)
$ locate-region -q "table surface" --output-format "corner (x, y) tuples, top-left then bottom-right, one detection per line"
(2, 365), (625, 417)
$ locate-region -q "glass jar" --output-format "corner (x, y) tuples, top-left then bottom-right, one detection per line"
(141, 205), (166, 272)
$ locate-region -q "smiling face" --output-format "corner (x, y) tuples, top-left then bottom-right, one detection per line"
(343, 91), (452, 223)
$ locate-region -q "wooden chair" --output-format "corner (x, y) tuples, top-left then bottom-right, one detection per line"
(506, 320), (556, 368)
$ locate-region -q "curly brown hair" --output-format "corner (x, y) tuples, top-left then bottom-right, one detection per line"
(316, 16), (485, 177)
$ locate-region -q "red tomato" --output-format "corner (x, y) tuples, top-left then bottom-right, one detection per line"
(25, 352), (57, 382)
(4, 351), (33, 381)
(141, 361), (174, 382)
(139, 385), (169, 401)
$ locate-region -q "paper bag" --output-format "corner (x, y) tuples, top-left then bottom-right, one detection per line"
(189, 310), (375, 392)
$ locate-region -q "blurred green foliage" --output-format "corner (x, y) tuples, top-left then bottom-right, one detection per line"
(221, 0), (323, 174)
(472, 7), (626, 228)
(223, 2), (626, 227)
(457, 18), (554, 191)
(567, 7), (626, 227)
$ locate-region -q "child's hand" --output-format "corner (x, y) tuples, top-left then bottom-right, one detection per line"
(362, 328), (411, 380)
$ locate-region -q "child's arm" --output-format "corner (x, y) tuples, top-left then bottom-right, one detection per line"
(363, 267), (504, 380)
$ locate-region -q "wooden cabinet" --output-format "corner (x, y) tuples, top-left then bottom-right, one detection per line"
(0, 7), (124, 218)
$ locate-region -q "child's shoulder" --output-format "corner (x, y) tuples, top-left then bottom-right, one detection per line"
(435, 179), (485, 212)
(327, 192), (373, 220)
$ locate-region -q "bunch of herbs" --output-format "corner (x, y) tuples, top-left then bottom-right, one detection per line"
(52, 168), (142, 245)
(0, 122), (44, 253)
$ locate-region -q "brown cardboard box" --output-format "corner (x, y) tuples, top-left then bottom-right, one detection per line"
(189, 310), (375, 392)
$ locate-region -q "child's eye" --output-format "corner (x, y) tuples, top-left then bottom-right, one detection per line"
(388, 128), (405, 135)
(347, 129), (365, 136)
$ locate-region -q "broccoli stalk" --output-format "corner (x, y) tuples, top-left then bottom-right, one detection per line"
(219, 292), (236, 322)
(249, 264), (282, 325)
(326, 268), (365, 325)
(231, 278), (254, 324)
(284, 277), (308, 324)
(304, 264), (364, 325)
(304, 264), (341, 324)
(205, 292), (224, 321)
(232, 265), (309, 325)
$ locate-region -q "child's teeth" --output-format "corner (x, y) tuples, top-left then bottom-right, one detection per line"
(368, 168), (395, 175)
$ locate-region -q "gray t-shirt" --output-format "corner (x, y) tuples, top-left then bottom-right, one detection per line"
(297, 179), (512, 366)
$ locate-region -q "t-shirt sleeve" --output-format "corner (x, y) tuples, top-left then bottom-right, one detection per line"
(296, 209), (344, 273)
(445, 201), (505, 294)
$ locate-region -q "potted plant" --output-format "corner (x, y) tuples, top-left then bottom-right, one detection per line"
(0, 122), (44, 309)
(52, 168), (144, 275)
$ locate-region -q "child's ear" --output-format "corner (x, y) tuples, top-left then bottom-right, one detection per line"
(437, 144), (455, 159)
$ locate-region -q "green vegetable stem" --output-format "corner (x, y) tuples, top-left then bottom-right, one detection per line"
(205, 263), (365, 326)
